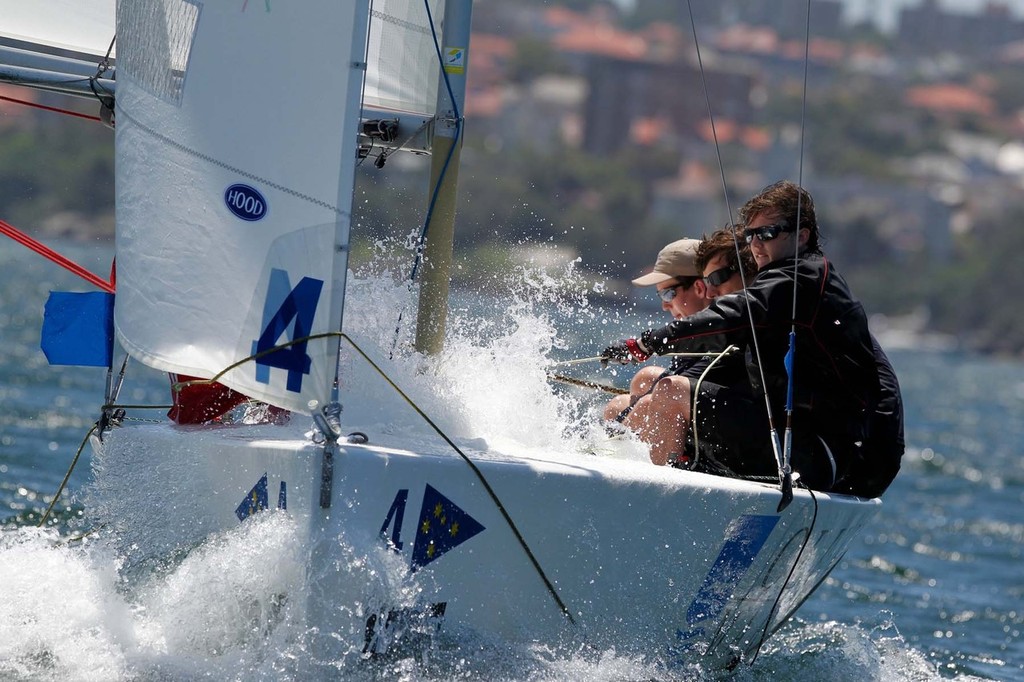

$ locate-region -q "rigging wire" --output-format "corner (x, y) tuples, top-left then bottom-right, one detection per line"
(750, 487), (820, 665)
(685, 0), (788, 502)
(546, 372), (628, 395)
(689, 345), (738, 467)
(89, 35), (116, 125)
(37, 423), (97, 528)
(0, 93), (102, 122)
(777, 0), (816, 512)
(389, 0), (465, 358)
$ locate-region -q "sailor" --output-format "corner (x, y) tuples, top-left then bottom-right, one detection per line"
(602, 238), (708, 437)
(601, 181), (882, 492)
(683, 226), (762, 474)
(604, 231), (761, 470)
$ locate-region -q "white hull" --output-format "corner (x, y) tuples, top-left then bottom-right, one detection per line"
(90, 423), (879, 669)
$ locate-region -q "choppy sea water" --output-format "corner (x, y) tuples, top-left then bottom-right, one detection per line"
(1, 241), (1021, 681)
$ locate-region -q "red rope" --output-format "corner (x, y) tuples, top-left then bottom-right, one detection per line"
(0, 94), (102, 123)
(0, 218), (115, 293)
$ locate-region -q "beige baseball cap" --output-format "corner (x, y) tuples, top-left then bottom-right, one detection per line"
(631, 238), (701, 286)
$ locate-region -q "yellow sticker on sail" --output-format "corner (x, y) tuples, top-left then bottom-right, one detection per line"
(443, 47), (466, 74)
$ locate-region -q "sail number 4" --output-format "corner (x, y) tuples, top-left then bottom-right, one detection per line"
(252, 268), (324, 392)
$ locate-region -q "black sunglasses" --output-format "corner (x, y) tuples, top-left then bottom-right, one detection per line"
(656, 277), (698, 303)
(658, 284), (682, 303)
(743, 223), (795, 243)
(703, 265), (738, 287)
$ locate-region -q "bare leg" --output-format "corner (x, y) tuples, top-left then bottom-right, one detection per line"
(602, 366), (668, 421)
(629, 366), (667, 396)
(603, 394), (631, 421)
(623, 375), (692, 465)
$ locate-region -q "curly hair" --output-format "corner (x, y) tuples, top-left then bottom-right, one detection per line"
(695, 226), (757, 279)
(738, 180), (821, 254)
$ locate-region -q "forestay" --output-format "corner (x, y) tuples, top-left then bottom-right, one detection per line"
(114, 1), (369, 414)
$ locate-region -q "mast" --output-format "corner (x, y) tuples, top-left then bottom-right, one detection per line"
(414, 0), (473, 355)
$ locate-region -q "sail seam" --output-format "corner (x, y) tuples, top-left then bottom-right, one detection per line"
(117, 105), (348, 216)
(370, 10), (432, 36)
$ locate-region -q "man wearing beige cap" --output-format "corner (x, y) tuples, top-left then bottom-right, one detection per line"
(630, 238), (707, 320)
(602, 238), (710, 449)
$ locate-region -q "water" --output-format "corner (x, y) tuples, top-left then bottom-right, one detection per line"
(1, 240), (1021, 681)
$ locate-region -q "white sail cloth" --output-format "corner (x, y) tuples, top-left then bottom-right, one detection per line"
(2, 0), (446, 414)
(363, 0), (445, 116)
(0, 0), (444, 117)
(114, 1), (369, 414)
(0, 0), (115, 58)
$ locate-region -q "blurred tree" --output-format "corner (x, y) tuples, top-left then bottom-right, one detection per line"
(508, 37), (568, 83)
(0, 116), (113, 233)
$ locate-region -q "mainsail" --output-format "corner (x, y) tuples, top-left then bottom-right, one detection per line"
(0, 0), (115, 59)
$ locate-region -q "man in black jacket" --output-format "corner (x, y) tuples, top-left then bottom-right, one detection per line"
(601, 181), (882, 492)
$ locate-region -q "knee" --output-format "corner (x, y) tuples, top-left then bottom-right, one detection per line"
(630, 366), (664, 396)
(603, 395), (630, 421)
(636, 378), (691, 423)
(651, 376), (691, 404)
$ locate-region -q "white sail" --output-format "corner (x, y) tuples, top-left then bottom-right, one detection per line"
(363, 0), (445, 116)
(0, 0), (115, 59)
(0, 0), (443, 116)
(114, 0), (370, 414)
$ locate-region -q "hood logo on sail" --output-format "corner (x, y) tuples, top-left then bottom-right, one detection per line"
(225, 184), (267, 221)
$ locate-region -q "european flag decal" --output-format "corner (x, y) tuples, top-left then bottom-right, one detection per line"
(411, 484), (485, 571)
(236, 473), (269, 521)
(40, 291), (114, 367)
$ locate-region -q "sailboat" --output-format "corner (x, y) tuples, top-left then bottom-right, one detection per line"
(0, 0), (881, 672)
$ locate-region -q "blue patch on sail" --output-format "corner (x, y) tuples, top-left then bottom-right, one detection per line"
(40, 291), (114, 367)
(236, 473), (269, 521)
(685, 514), (779, 625)
(224, 183), (267, 221)
(411, 484), (485, 571)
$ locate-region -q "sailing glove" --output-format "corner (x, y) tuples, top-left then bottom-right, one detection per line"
(601, 338), (650, 366)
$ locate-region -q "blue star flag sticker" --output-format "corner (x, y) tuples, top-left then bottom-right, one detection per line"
(411, 484), (485, 570)
(236, 473), (269, 521)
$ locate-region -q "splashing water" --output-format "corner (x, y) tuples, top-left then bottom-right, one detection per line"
(0, 514), (308, 681)
(339, 244), (645, 463)
(1, 242), (989, 680)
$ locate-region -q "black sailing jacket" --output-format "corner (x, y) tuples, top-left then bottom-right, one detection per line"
(638, 253), (880, 450)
